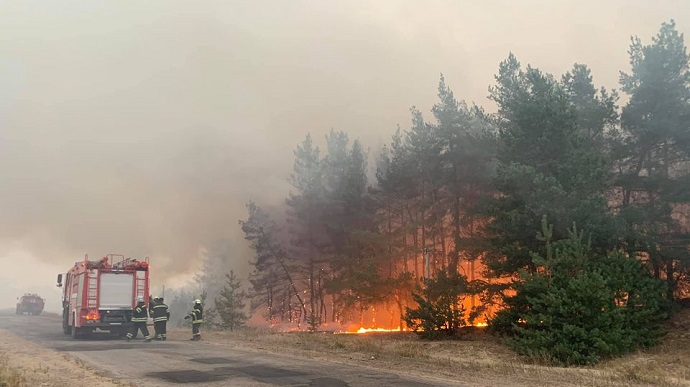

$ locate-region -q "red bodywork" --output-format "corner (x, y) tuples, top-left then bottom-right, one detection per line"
(59, 254), (150, 338)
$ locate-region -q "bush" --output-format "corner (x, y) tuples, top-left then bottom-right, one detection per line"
(492, 218), (668, 365)
(404, 270), (469, 339)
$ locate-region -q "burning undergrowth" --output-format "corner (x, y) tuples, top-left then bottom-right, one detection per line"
(169, 321), (690, 387)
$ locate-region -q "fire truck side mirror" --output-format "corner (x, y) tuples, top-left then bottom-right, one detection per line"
(56, 274), (63, 287)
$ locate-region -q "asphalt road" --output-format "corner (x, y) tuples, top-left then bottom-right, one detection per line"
(0, 312), (465, 387)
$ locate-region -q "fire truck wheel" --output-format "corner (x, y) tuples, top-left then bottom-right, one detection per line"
(71, 324), (81, 339)
(62, 309), (70, 335)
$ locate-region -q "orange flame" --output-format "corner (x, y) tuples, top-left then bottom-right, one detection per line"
(335, 326), (406, 334)
(338, 322), (488, 334)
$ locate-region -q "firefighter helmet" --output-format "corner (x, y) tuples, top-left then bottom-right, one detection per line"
(194, 299), (201, 304)
(137, 296), (145, 302)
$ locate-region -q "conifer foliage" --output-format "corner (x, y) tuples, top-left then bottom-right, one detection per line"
(238, 20), (686, 364)
(215, 270), (249, 331)
(494, 217), (667, 365)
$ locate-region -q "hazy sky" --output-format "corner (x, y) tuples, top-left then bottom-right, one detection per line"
(0, 1), (689, 310)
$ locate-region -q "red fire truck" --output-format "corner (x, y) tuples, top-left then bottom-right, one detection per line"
(16, 293), (45, 315)
(57, 254), (150, 339)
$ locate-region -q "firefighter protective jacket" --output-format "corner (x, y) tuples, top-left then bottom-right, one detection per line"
(153, 303), (170, 322)
(132, 302), (148, 323)
(189, 306), (203, 324)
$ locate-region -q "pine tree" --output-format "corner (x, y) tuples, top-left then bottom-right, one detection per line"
(195, 239), (236, 313)
(404, 269), (470, 339)
(286, 133), (329, 330)
(372, 128), (420, 328)
(240, 202), (307, 324)
(323, 132), (386, 326)
(406, 106), (447, 272)
(484, 55), (616, 279)
(615, 20), (690, 299)
(493, 217), (667, 365)
(215, 270), (248, 331)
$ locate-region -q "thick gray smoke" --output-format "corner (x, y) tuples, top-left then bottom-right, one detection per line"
(0, 0), (688, 310)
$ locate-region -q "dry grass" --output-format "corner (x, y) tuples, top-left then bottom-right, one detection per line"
(0, 355), (24, 387)
(166, 311), (690, 386)
(596, 310), (690, 386)
(0, 329), (126, 387)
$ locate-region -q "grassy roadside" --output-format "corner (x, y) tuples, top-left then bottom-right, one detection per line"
(0, 355), (24, 387)
(165, 310), (690, 387)
(0, 328), (126, 387)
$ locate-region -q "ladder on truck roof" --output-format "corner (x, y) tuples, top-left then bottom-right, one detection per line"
(87, 270), (99, 310)
(135, 271), (147, 303)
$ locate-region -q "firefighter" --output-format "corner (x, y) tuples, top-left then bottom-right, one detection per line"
(148, 295), (156, 316)
(183, 299), (203, 341)
(152, 296), (170, 341)
(149, 296), (158, 338)
(127, 296), (152, 342)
